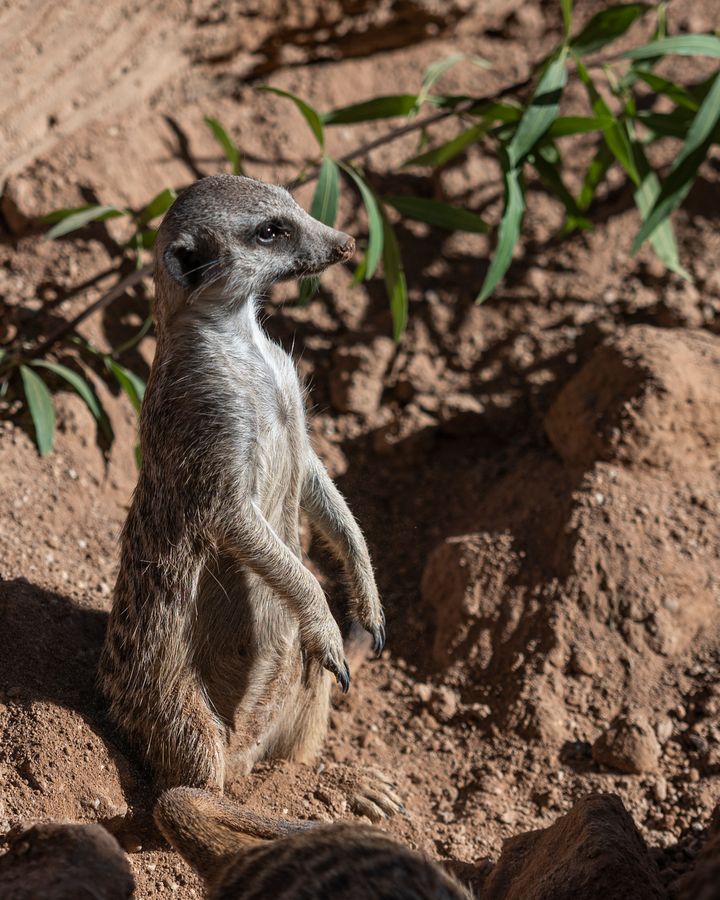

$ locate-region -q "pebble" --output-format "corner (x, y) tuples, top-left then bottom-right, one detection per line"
(653, 778), (668, 802)
(592, 711), (661, 774)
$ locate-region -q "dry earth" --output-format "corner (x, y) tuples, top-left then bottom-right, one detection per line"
(1, 1), (720, 897)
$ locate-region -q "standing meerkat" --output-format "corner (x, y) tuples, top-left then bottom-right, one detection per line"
(97, 175), (390, 807)
(154, 788), (471, 900)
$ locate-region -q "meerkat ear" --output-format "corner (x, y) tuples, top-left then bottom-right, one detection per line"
(163, 240), (213, 290)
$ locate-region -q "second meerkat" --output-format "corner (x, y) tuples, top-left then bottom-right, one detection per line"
(98, 175), (386, 794)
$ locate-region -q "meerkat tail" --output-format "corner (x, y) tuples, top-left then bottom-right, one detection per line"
(154, 788), (314, 880)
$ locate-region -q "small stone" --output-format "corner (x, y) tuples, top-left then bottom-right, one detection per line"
(413, 683), (433, 704)
(430, 686), (459, 722)
(655, 717), (674, 744)
(118, 832), (142, 853)
(653, 778), (668, 802)
(592, 711), (662, 774)
(571, 646), (598, 676)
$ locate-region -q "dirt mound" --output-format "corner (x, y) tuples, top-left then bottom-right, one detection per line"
(422, 326), (720, 742)
(545, 326), (720, 470)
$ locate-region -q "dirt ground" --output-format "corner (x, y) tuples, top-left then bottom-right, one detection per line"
(1, 1), (720, 897)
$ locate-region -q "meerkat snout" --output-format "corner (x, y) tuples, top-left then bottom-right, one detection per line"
(152, 175), (355, 322)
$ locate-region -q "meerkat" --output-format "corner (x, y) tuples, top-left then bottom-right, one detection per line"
(154, 787), (471, 900)
(97, 175), (389, 807)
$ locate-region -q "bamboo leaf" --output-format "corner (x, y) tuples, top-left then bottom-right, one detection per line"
(310, 157), (340, 226)
(322, 95), (419, 125)
(30, 360), (113, 442)
(575, 57), (640, 183)
(507, 48), (568, 167)
(381, 213), (408, 340)
(547, 115), (610, 136)
(204, 116), (244, 174)
(137, 188), (177, 227)
(105, 358), (146, 415)
(403, 122), (490, 168)
(633, 72), (720, 252)
(339, 163), (384, 279)
(298, 277), (320, 305)
(529, 143), (591, 229)
(20, 365), (55, 456)
(571, 4), (651, 56)
(561, 0), (573, 40)
(46, 205), (127, 239)
(621, 34), (720, 61)
(633, 71), (699, 111)
(383, 196), (489, 233)
(630, 132), (690, 279)
(578, 142), (614, 211)
(412, 55), (484, 114)
(260, 87), (324, 147)
(476, 157), (525, 303)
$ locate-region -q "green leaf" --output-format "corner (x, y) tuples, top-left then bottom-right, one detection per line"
(381, 212), (408, 341)
(137, 188), (177, 228)
(46, 205), (127, 239)
(112, 312), (154, 358)
(260, 87), (324, 148)
(561, 0), (573, 40)
(476, 157), (524, 303)
(621, 34), (720, 61)
(507, 48), (568, 167)
(30, 360), (113, 442)
(322, 95), (419, 125)
(339, 163), (384, 279)
(413, 54), (473, 114)
(629, 131), (689, 279)
(20, 365), (55, 456)
(204, 116), (244, 175)
(632, 72), (720, 252)
(105, 358), (146, 415)
(635, 109), (697, 139)
(298, 277), (320, 305)
(310, 157), (340, 226)
(577, 142), (614, 211)
(383, 196), (489, 233)
(633, 71), (699, 111)
(547, 115), (610, 136)
(403, 122), (490, 168)
(529, 143), (590, 230)
(571, 4), (651, 56)
(575, 57), (640, 183)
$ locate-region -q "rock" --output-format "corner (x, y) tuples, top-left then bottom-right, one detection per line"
(328, 337), (395, 417)
(0, 175), (41, 234)
(592, 711), (661, 774)
(483, 793), (665, 899)
(0, 822), (134, 898)
(430, 686), (459, 722)
(545, 326), (720, 470)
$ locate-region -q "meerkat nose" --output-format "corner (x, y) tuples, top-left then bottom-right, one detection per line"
(338, 234), (355, 260)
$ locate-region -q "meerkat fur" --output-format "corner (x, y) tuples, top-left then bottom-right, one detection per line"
(98, 175), (386, 797)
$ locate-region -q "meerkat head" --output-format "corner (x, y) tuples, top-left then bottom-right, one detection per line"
(153, 175), (355, 325)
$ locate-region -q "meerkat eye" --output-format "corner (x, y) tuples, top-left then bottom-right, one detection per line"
(256, 222), (285, 244)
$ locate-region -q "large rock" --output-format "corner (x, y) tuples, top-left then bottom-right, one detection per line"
(483, 794), (665, 900)
(0, 822), (134, 899)
(545, 326), (720, 470)
(592, 711), (661, 775)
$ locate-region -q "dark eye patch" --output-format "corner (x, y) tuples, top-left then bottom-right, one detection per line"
(255, 221), (290, 244)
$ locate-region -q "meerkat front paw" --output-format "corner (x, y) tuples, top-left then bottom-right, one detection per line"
(301, 616), (350, 693)
(351, 588), (386, 657)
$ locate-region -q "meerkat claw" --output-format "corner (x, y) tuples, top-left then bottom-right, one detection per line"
(371, 623), (385, 657)
(327, 659), (351, 693)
